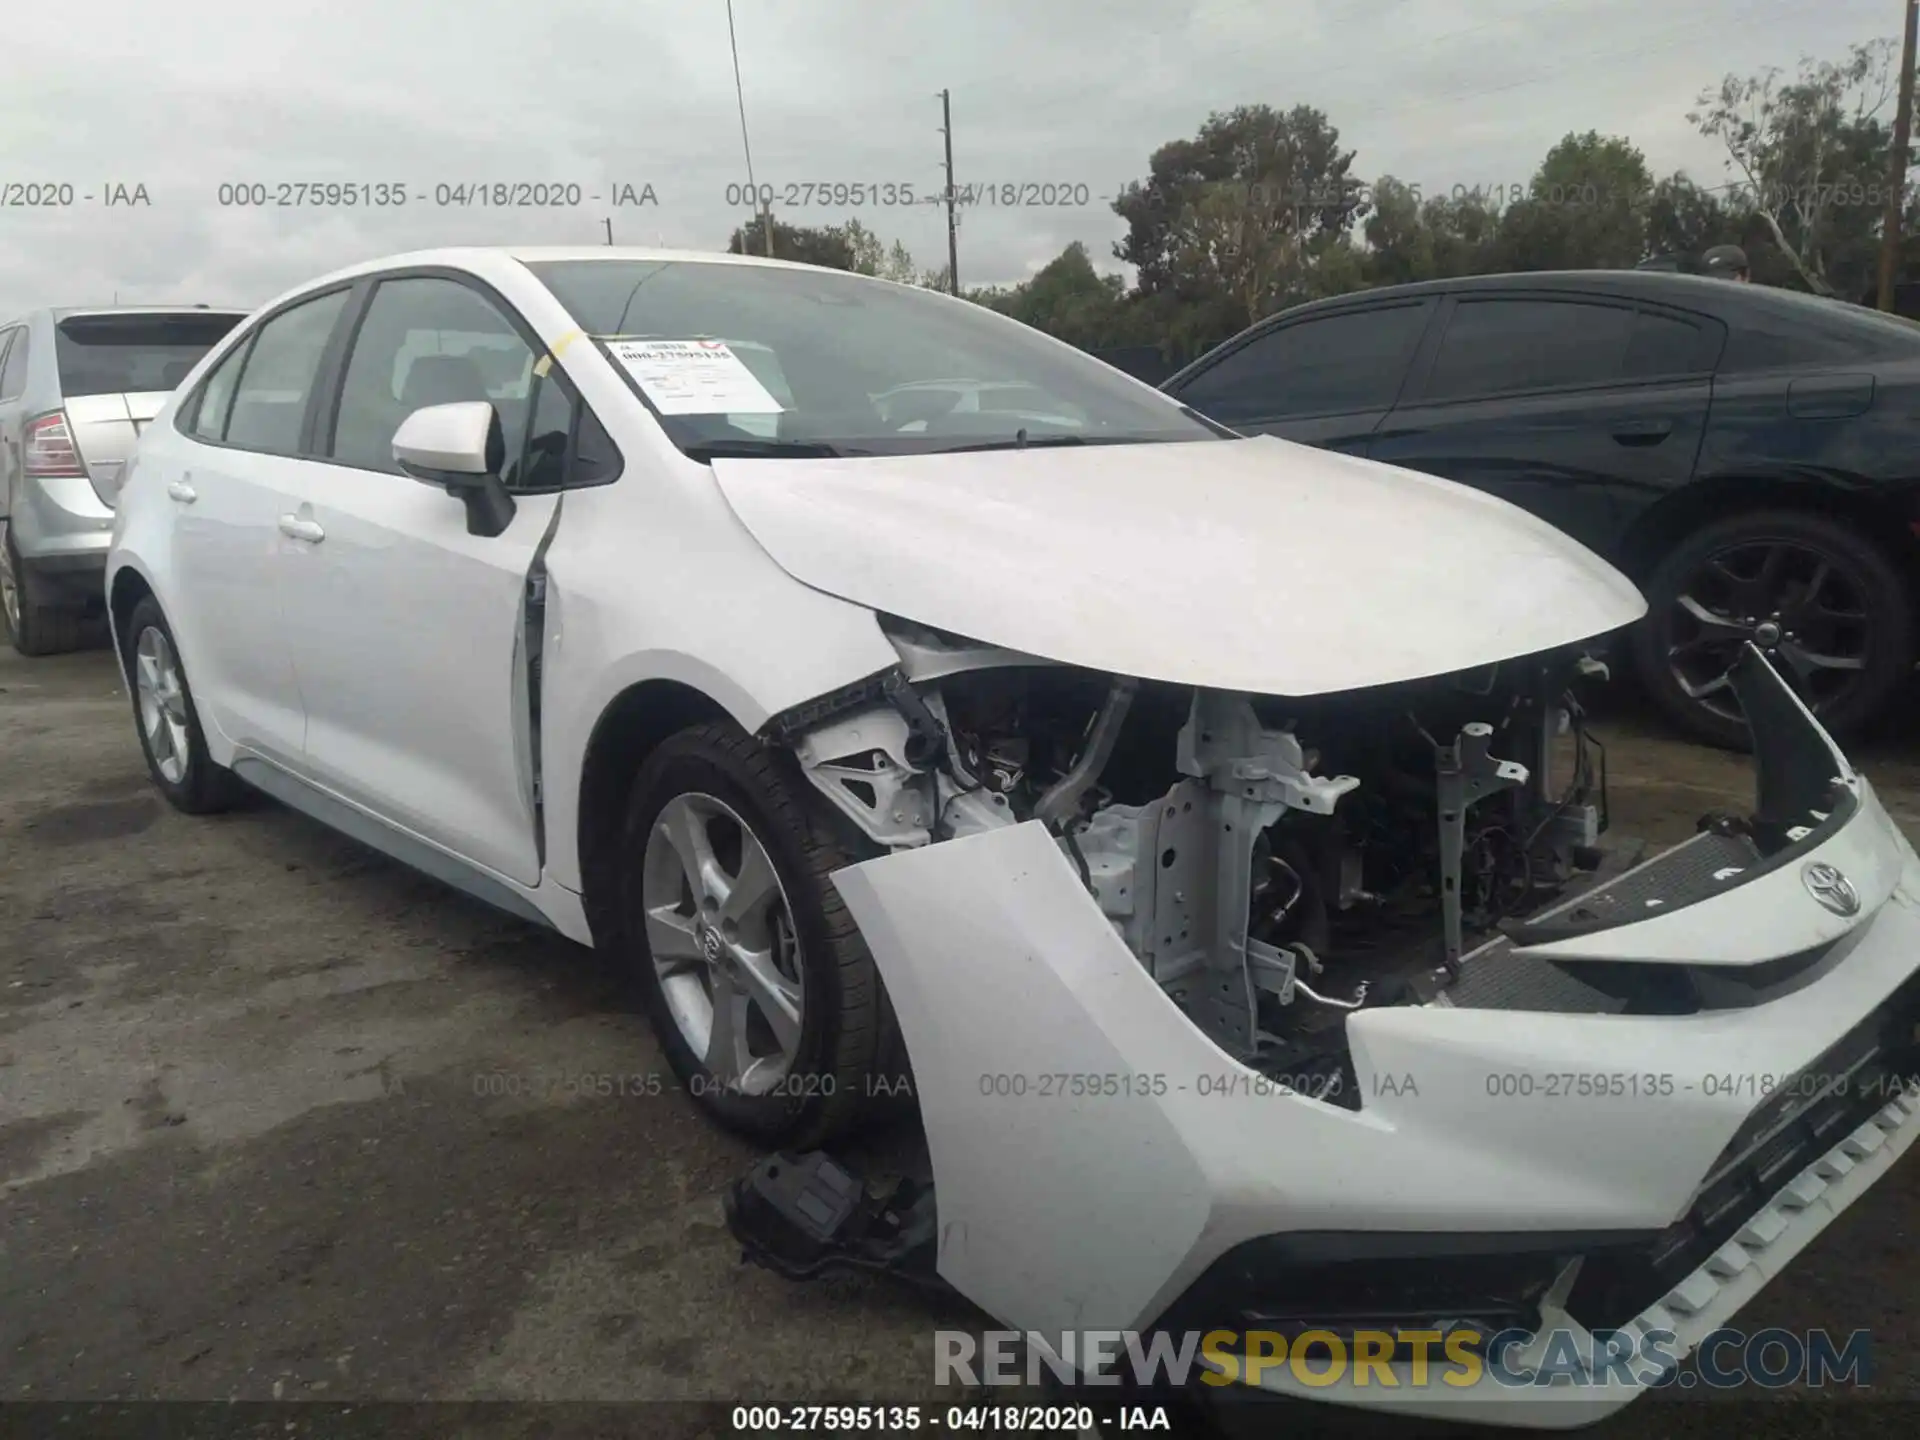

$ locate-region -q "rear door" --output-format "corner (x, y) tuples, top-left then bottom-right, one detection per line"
(276, 271), (571, 885)
(1164, 298), (1438, 455)
(52, 311), (245, 505)
(1368, 293), (1721, 553)
(165, 289), (351, 764)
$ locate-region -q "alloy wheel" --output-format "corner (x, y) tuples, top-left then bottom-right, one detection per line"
(640, 791), (805, 1096)
(134, 625), (192, 784)
(1664, 538), (1870, 723)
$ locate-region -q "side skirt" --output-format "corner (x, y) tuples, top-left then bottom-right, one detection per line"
(231, 755), (558, 932)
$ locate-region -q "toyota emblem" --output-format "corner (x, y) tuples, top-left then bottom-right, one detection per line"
(1802, 862), (1861, 917)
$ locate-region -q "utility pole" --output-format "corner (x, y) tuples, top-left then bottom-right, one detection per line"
(939, 88), (959, 295)
(726, 0), (774, 258)
(1878, 0), (1918, 309)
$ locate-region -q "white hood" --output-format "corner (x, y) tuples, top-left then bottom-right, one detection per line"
(710, 435), (1647, 696)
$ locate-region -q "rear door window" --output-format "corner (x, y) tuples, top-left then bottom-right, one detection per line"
(1623, 309), (1722, 378)
(54, 312), (244, 398)
(224, 291), (351, 456)
(1422, 298), (1638, 401)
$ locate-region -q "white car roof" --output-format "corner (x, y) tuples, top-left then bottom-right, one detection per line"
(247, 245), (907, 328)
(292, 245), (840, 292)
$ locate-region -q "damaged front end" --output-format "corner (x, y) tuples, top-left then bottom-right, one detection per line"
(780, 616), (1617, 1084)
(727, 617), (1920, 1426)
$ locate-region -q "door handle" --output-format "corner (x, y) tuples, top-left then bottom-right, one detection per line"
(278, 514), (326, 543)
(1611, 418), (1673, 445)
(166, 481), (197, 503)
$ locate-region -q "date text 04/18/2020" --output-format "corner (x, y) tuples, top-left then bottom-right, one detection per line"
(727, 1403), (1174, 1432)
(723, 181), (1097, 209)
(210, 181), (660, 208)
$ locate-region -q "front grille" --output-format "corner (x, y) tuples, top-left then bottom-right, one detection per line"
(1570, 967), (1920, 1329)
(1503, 830), (1764, 946)
(1694, 1003), (1893, 1200)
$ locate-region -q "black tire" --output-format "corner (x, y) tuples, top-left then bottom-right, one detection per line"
(1632, 509), (1912, 749)
(121, 596), (245, 814)
(618, 720), (897, 1147)
(2, 524), (87, 657)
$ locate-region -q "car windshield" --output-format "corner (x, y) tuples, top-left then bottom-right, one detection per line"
(54, 312), (244, 397)
(525, 258), (1221, 458)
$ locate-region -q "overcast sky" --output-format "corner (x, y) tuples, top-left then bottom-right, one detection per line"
(0, 0), (1901, 317)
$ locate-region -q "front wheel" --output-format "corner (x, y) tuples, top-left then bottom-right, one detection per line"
(619, 721), (894, 1146)
(1632, 510), (1913, 749)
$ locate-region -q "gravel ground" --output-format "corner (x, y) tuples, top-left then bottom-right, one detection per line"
(3, 641), (1918, 1439)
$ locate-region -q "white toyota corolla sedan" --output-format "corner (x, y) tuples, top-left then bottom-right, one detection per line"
(107, 246), (1920, 1426)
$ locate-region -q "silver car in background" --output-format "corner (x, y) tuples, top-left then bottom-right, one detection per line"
(0, 306), (247, 654)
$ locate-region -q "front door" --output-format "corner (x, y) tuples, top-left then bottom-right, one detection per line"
(275, 273), (566, 886)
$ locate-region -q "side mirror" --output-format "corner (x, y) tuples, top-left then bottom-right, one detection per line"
(392, 401), (517, 538)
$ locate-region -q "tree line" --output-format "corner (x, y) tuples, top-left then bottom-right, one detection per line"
(728, 41), (1920, 364)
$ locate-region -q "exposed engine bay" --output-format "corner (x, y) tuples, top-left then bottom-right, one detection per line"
(782, 619), (1615, 1089)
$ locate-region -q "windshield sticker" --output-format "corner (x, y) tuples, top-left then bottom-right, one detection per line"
(606, 338), (785, 415)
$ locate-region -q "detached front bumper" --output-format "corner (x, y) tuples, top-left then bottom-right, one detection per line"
(829, 649), (1920, 1427)
(1184, 1067), (1920, 1426)
(1156, 943), (1920, 1426)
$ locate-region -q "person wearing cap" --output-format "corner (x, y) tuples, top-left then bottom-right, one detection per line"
(1701, 243), (1751, 281)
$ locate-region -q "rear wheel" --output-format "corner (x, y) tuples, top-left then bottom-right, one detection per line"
(122, 596), (244, 813)
(619, 721), (897, 1146)
(1, 523), (87, 657)
(1632, 510), (1912, 748)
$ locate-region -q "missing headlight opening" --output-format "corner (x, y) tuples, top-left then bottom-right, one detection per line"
(789, 618), (1656, 1097)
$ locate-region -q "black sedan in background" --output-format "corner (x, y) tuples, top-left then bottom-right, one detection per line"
(1162, 271), (1920, 747)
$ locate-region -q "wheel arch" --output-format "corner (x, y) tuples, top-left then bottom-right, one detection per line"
(107, 560), (158, 680)
(1616, 475), (1920, 594)
(575, 677), (738, 949)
